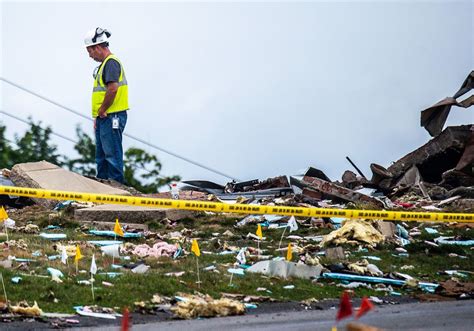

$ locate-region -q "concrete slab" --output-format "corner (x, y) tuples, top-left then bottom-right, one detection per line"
(74, 204), (198, 223)
(10, 161), (130, 207)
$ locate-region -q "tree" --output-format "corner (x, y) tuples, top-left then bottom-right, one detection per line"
(67, 126), (96, 177)
(0, 122), (15, 169)
(10, 118), (66, 166)
(124, 147), (181, 193)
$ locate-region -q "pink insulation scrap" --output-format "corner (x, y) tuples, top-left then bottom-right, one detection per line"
(133, 242), (177, 258)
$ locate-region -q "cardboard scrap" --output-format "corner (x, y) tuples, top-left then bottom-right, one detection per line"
(321, 220), (385, 248)
(171, 293), (245, 319)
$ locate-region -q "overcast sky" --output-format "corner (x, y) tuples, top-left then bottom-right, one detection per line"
(1, 1), (473, 187)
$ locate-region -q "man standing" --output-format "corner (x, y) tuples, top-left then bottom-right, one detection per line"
(84, 27), (129, 183)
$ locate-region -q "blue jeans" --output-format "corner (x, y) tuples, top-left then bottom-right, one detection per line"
(95, 111), (127, 183)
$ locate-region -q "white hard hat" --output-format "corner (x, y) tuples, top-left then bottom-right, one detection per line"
(84, 27), (111, 48)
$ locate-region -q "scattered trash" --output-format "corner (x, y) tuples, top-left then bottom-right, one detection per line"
(0, 258), (13, 269)
(47, 267), (64, 283)
(164, 271), (185, 277)
(131, 264), (150, 274)
(88, 240), (123, 246)
(89, 230), (142, 238)
(30, 250), (43, 258)
(100, 244), (121, 258)
(17, 224), (40, 234)
(4, 218), (15, 229)
(1, 120), (473, 325)
(244, 303), (258, 309)
(44, 225), (61, 230)
(247, 260), (323, 280)
(322, 273), (438, 292)
(228, 268), (245, 276)
(39, 233), (67, 240)
(203, 265), (216, 271)
(11, 277), (22, 283)
(434, 236), (474, 246)
(4, 239), (28, 250)
(362, 256), (382, 261)
(74, 306), (118, 319)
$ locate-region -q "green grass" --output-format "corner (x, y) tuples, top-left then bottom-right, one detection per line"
(0, 213), (473, 313)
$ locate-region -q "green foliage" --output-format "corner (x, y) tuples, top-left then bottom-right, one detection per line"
(1, 120), (180, 193)
(67, 126), (96, 177)
(0, 118), (66, 168)
(124, 147), (181, 193)
(0, 122), (15, 169)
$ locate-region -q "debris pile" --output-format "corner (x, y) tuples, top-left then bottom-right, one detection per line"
(0, 71), (472, 328)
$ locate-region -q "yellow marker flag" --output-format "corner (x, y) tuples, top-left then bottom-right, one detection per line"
(75, 245), (83, 263)
(114, 218), (124, 237)
(0, 206), (8, 221)
(191, 239), (200, 257)
(256, 224), (263, 239)
(286, 243), (292, 261)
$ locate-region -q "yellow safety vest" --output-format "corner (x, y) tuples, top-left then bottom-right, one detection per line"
(91, 54), (129, 118)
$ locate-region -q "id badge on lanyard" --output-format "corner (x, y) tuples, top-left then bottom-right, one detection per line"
(112, 116), (119, 129)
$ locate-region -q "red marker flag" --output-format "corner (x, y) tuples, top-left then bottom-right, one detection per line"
(336, 291), (353, 321)
(355, 296), (374, 319)
(121, 307), (130, 331)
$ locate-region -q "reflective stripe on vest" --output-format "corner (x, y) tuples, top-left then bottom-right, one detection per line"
(91, 54), (129, 118)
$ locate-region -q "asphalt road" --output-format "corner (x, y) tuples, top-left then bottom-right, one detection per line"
(77, 300), (474, 331)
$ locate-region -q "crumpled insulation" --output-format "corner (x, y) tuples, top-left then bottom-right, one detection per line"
(10, 301), (43, 317)
(171, 294), (245, 319)
(321, 219), (385, 248)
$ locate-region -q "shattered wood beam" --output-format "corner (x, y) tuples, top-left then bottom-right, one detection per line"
(301, 175), (384, 208)
(345, 156), (367, 179)
(387, 125), (472, 183)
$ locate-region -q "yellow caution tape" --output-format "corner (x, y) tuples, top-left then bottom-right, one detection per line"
(0, 185), (473, 223)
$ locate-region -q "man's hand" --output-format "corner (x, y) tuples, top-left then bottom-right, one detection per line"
(97, 82), (118, 119)
(98, 107), (107, 118)
(94, 118), (96, 130)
